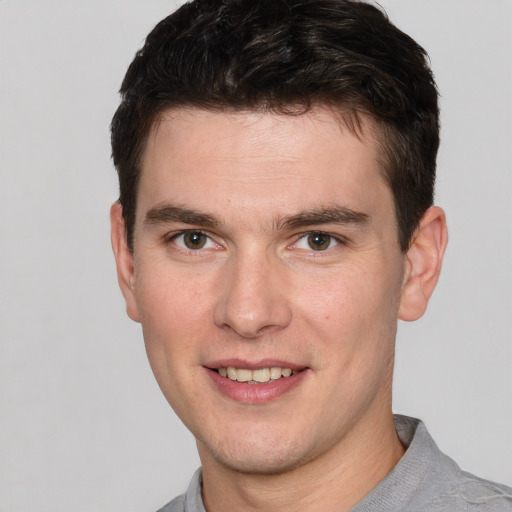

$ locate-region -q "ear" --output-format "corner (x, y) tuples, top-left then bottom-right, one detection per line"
(110, 202), (140, 322)
(398, 206), (448, 322)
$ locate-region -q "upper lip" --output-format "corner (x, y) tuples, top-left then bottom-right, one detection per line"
(204, 358), (307, 371)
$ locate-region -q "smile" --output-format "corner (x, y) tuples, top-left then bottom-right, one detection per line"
(206, 364), (309, 404)
(216, 366), (296, 384)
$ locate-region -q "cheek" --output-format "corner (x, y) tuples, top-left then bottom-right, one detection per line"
(295, 264), (402, 358)
(136, 262), (212, 331)
(135, 271), (215, 431)
(134, 265), (213, 384)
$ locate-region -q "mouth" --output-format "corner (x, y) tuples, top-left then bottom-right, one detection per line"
(205, 362), (309, 404)
(213, 366), (300, 384)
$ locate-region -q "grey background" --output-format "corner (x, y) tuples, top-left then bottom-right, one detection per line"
(1, 1), (510, 510)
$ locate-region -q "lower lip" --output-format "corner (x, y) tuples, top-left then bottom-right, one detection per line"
(205, 368), (309, 405)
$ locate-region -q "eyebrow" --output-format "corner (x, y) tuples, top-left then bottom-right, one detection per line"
(277, 206), (370, 230)
(144, 203), (221, 229)
(143, 202), (369, 231)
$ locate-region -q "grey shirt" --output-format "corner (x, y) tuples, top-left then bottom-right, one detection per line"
(158, 415), (512, 512)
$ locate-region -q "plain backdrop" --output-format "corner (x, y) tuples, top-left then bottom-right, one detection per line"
(1, 1), (511, 511)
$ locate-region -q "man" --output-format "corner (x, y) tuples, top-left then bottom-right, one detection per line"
(110, 0), (512, 510)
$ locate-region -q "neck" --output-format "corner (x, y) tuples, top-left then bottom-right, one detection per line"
(199, 410), (404, 512)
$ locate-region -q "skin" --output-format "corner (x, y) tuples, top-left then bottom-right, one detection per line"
(111, 106), (447, 512)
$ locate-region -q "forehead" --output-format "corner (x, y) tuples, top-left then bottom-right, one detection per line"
(138, 106), (392, 224)
(145, 106), (379, 163)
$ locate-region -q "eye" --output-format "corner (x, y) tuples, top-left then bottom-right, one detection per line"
(294, 232), (340, 251)
(171, 230), (217, 250)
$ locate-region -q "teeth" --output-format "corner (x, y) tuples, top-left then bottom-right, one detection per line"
(236, 369), (252, 382)
(270, 367), (282, 380)
(218, 366), (296, 383)
(252, 368), (270, 383)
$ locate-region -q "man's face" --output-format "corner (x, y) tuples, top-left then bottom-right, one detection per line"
(117, 107), (409, 474)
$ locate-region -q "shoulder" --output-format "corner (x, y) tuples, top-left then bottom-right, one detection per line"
(398, 416), (512, 511)
(438, 470), (512, 511)
(156, 493), (186, 512)
(416, 471), (512, 511)
(356, 416), (512, 512)
(156, 468), (204, 512)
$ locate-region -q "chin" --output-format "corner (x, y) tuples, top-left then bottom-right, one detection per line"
(209, 448), (307, 476)
(199, 430), (314, 476)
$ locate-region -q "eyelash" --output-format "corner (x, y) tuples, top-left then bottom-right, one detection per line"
(164, 230), (220, 251)
(163, 229), (347, 253)
(292, 231), (345, 252)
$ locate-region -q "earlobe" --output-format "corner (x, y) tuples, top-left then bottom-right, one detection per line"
(398, 206), (448, 322)
(110, 202), (141, 322)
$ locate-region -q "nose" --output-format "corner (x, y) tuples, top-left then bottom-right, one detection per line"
(213, 250), (293, 338)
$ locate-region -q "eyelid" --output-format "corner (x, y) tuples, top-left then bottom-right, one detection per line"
(291, 230), (348, 250)
(164, 229), (221, 251)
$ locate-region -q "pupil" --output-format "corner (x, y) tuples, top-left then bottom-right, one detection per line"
(308, 232), (330, 250)
(185, 232), (206, 249)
